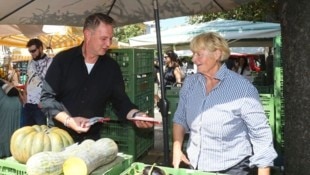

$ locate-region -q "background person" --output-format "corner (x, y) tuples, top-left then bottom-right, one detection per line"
(153, 59), (161, 107)
(7, 64), (21, 86)
(22, 38), (53, 126)
(40, 13), (153, 143)
(172, 32), (277, 175)
(0, 82), (22, 158)
(235, 57), (254, 82)
(163, 50), (184, 87)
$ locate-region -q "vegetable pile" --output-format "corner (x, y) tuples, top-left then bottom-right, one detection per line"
(26, 138), (118, 175)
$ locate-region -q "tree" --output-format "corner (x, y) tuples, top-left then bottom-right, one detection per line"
(279, 0), (310, 174)
(188, 0), (279, 24)
(114, 23), (146, 43)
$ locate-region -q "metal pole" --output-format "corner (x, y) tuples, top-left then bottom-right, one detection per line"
(153, 0), (170, 166)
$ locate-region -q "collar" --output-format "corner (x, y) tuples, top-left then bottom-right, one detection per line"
(215, 64), (229, 81)
(196, 64), (228, 81)
(33, 53), (47, 61)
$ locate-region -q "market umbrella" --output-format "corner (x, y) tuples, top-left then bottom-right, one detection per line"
(129, 18), (281, 48)
(0, 0), (255, 165)
(0, 0), (252, 27)
(0, 25), (83, 48)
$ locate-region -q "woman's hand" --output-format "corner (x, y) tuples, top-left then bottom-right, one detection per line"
(172, 148), (191, 168)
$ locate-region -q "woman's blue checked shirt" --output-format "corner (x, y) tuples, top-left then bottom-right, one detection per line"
(173, 64), (277, 172)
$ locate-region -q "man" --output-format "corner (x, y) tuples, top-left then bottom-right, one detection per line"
(23, 38), (52, 126)
(40, 13), (153, 143)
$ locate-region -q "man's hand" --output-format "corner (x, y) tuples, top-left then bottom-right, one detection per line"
(132, 119), (154, 128)
(127, 109), (155, 128)
(67, 116), (91, 133)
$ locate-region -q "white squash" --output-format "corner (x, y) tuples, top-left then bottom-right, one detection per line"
(26, 139), (117, 175)
(63, 138), (118, 175)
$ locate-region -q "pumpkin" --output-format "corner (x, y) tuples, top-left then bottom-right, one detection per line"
(10, 125), (74, 164)
(26, 138), (118, 175)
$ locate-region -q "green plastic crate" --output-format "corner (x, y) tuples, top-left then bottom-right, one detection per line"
(123, 72), (154, 99)
(105, 91), (154, 121)
(100, 121), (154, 161)
(0, 154), (133, 175)
(108, 48), (154, 75)
(120, 162), (224, 175)
(91, 153), (133, 175)
(166, 86), (181, 97)
(259, 94), (276, 139)
(256, 85), (274, 94)
(273, 35), (282, 67)
(0, 157), (26, 175)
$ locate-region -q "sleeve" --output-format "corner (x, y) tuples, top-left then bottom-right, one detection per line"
(40, 57), (69, 122)
(241, 85), (278, 167)
(172, 76), (191, 132)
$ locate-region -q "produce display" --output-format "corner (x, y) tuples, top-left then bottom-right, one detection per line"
(121, 162), (216, 175)
(26, 138), (118, 175)
(142, 164), (166, 175)
(10, 125), (74, 164)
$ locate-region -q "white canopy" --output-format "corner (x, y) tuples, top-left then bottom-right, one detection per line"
(129, 19), (281, 48)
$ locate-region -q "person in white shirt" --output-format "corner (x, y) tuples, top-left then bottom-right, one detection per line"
(22, 38), (52, 126)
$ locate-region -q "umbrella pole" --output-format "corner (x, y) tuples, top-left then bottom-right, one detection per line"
(153, 0), (170, 166)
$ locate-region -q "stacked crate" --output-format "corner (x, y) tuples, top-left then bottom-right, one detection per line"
(166, 86), (188, 151)
(100, 48), (155, 161)
(259, 94), (275, 138)
(273, 35), (285, 160)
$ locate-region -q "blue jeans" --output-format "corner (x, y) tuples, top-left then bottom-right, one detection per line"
(22, 103), (47, 126)
(211, 156), (251, 175)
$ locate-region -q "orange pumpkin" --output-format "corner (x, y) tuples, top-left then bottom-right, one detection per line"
(10, 125), (74, 164)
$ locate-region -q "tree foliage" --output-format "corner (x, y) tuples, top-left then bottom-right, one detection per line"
(114, 23), (146, 43)
(188, 0), (279, 24)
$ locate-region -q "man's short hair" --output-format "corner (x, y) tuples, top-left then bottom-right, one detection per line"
(26, 38), (43, 48)
(83, 13), (115, 31)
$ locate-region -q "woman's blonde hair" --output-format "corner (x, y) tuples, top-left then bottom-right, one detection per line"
(190, 32), (230, 62)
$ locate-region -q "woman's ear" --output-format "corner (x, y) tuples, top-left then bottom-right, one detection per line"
(214, 49), (222, 61)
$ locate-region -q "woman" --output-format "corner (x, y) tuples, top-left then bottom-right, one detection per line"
(0, 82), (22, 158)
(172, 32), (277, 175)
(236, 57), (254, 82)
(163, 50), (184, 87)
(7, 65), (21, 86)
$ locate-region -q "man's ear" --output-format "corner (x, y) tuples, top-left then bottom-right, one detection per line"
(84, 30), (91, 40)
